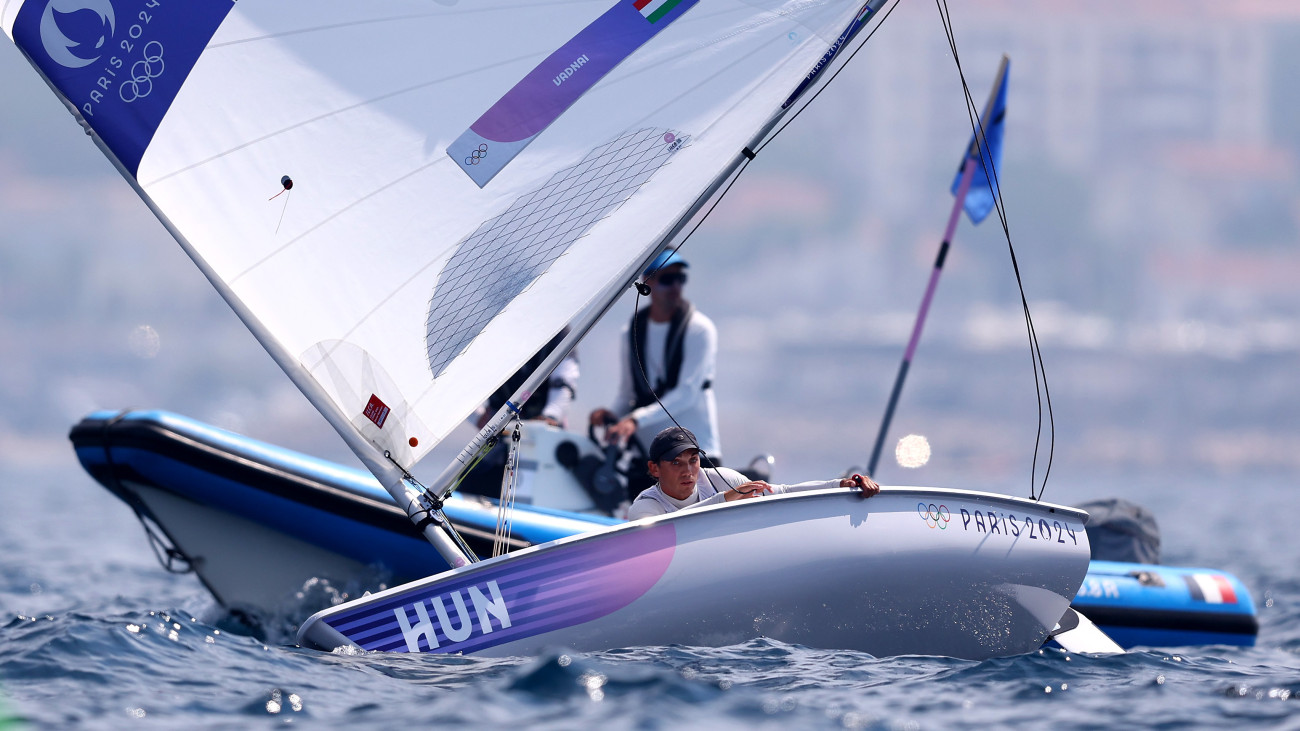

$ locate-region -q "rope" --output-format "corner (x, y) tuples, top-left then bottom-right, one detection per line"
(752, 0), (906, 157)
(100, 412), (195, 574)
(386, 451), (481, 563)
(441, 433), (499, 499)
(492, 419), (523, 557)
(934, 0), (1055, 500)
(627, 285), (737, 497)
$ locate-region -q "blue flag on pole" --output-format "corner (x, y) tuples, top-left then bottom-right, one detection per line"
(951, 59), (1009, 225)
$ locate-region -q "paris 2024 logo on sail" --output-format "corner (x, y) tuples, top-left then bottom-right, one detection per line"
(12, 0), (236, 176)
(38, 0), (114, 69)
(40, 0), (162, 104)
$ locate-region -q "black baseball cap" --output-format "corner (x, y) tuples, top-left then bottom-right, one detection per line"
(648, 426), (699, 462)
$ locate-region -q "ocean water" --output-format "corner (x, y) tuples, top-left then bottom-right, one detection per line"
(1, 464), (1297, 730)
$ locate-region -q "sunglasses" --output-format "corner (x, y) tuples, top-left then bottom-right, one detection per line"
(654, 271), (688, 287)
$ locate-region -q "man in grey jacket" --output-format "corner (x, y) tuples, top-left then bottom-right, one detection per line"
(627, 426), (880, 521)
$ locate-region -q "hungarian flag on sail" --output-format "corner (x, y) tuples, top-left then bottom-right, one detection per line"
(636, 0), (686, 23)
(951, 59), (1010, 225)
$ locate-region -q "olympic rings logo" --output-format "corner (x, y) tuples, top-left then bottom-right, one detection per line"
(917, 502), (950, 529)
(119, 41), (165, 103)
(464, 144), (488, 166)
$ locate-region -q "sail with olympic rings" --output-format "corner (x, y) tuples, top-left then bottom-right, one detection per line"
(2, 0), (882, 482)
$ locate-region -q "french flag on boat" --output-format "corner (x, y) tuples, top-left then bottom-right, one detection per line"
(1184, 574), (1238, 604)
(636, 0), (686, 23)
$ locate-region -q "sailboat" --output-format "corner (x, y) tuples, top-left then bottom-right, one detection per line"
(69, 409), (1259, 649)
(7, 0), (1094, 658)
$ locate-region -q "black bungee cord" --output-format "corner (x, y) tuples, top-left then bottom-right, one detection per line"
(935, 0), (1056, 501)
(626, 282), (738, 497)
(100, 411), (196, 575)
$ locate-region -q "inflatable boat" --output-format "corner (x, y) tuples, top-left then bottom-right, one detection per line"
(70, 410), (616, 616)
(1073, 561), (1257, 648)
(70, 410), (1257, 648)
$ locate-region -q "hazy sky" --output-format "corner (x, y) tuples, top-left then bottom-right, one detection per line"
(2, 1), (1296, 495)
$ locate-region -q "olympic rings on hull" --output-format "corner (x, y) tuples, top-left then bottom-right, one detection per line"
(917, 502), (951, 530)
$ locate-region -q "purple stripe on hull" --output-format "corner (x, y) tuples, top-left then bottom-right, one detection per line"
(326, 523), (676, 653)
(344, 579), (622, 647)
(330, 538), (649, 633)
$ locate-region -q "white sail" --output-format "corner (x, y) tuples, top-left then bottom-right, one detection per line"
(4, 0), (871, 472)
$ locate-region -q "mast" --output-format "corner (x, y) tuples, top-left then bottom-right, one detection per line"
(867, 55), (1010, 476)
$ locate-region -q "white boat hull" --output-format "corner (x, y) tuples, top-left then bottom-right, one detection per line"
(299, 487), (1090, 659)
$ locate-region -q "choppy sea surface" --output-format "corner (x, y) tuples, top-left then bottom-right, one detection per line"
(1, 464), (1296, 730)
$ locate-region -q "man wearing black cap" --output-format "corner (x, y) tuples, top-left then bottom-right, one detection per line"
(627, 426), (879, 520)
(590, 250), (722, 473)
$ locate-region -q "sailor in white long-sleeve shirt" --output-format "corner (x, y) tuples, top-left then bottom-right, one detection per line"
(590, 250), (722, 465)
(627, 427), (880, 521)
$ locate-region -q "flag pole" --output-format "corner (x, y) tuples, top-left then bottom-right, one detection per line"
(866, 55), (1008, 477)
(866, 159), (976, 476)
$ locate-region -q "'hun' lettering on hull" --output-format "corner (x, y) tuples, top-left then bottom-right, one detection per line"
(393, 580), (512, 652)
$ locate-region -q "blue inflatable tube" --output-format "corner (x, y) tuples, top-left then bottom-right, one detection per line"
(1073, 560), (1257, 648)
(70, 410), (616, 609)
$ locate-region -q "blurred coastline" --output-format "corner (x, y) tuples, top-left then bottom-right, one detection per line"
(1, 0), (1297, 498)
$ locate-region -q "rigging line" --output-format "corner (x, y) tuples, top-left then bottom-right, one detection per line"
(936, 4), (1011, 233)
(930, 7), (1050, 499)
(99, 411), (195, 574)
(936, 5), (1037, 492)
(752, 0), (906, 156)
(935, 0), (1055, 499)
(493, 419), (522, 557)
(933, 5), (1051, 499)
(935, 0), (1050, 500)
(625, 154), (759, 496)
(627, 285), (735, 498)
